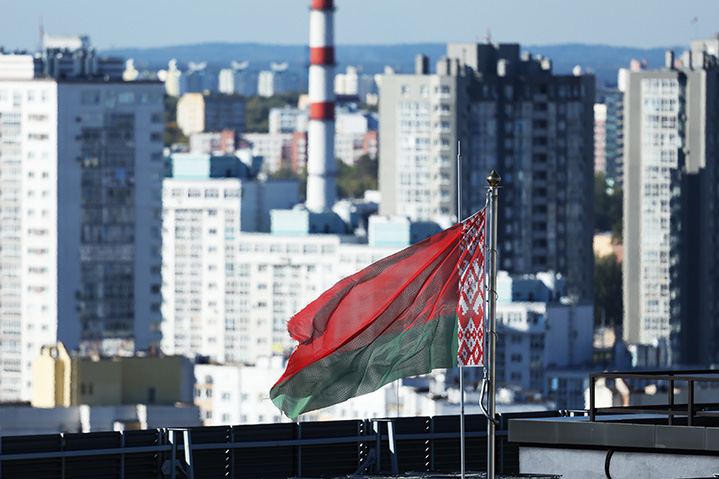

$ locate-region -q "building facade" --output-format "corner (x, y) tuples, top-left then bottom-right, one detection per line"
(623, 40), (719, 365)
(161, 156), (301, 363)
(32, 342), (194, 408)
(177, 92), (245, 137)
(379, 43), (596, 301)
(0, 62), (165, 400)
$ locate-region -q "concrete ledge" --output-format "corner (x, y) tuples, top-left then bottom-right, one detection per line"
(606, 422), (655, 448)
(509, 416), (719, 452)
(520, 446), (719, 479)
(655, 425), (705, 449)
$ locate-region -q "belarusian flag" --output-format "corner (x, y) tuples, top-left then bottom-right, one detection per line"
(270, 209), (486, 418)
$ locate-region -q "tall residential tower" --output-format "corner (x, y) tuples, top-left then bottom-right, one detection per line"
(380, 43), (596, 302)
(623, 39), (719, 365)
(0, 37), (164, 400)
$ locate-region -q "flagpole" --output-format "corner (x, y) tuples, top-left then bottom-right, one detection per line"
(486, 170), (501, 479)
(456, 142), (466, 479)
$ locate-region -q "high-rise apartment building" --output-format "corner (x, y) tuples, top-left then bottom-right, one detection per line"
(623, 40), (719, 365)
(379, 43), (595, 301)
(162, 220), (399, 364)
(161, 154), (302, 363)
(594, 103), (608, 175)
(0, 38), (165, 400)
(602, 88), (624, 187)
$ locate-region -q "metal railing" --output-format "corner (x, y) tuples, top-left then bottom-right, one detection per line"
(0, 412), (556, 479)
(588, 369), (719, 426)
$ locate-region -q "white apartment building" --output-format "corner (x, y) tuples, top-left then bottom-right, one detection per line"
(496, 302), (593, 391)
(623, 40), (719, 365)
(163, 180), (399, 364)
(218, 63), (258, 97)
(218, 233), (396, 363)
(257, 71), (277, 98)
(176, 93), (205, 137)
(334, 66), (377, 102)
(218, 68), (235, 95)
(269, 106), (309, 134)
(380, 44), (596, 303)
(161, 177), (300, 363)
(0, 66), (164, 400)
(162, 60), (182, 97)
(242, 132), (293, 173)
(194, 359), (401, 425)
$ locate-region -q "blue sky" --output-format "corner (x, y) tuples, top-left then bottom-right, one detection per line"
(1, 0), (717, 51)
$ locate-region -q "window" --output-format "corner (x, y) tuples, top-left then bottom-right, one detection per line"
(81, 91), (100, 105)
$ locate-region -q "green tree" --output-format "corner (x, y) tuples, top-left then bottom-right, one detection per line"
(164, 95), (187, 146)
(594, 253), (623, 330)
(244, 91), (304, 132)
(336, 154), (378, 199)
(594, 173), (623, 242)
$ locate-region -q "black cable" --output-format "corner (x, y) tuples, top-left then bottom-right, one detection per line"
(604, 448), (615, 479)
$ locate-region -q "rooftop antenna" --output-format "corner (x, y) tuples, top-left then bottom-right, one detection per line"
(485, 27), (492, 44)
(38, 17), (44, 51)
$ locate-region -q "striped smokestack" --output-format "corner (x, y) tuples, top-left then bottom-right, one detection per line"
(306, 0), (336, 213)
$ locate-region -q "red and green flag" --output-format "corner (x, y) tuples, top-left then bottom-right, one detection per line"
(270, 209), (486, 418)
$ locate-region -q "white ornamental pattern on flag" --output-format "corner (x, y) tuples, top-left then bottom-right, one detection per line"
(457, 209), (486, 366)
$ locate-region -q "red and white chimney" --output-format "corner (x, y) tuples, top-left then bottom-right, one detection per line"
(306, 0), (336, 213)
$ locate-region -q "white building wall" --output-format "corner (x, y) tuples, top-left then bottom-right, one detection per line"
(242, 133), (293, 173)
(269, 107), (308, 134)
(195, 360), (397, 425)
(0, 79), (164, 401)
(162, 178), (244, 362)
(0, 80), (60, 400)
(218, 68), (235, 95)
(257, 71), (275, 98)
(0, 404), (200, 436)
(636, 78), (679, 344)
(496, 301), (594, 391)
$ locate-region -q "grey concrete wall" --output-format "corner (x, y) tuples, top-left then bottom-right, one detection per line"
(521, 446), (719, 479)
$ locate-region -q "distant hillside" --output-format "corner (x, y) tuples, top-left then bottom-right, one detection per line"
(102, 42), (683, 86)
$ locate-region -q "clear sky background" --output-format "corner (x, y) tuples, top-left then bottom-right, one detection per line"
(1, 0), (717, 51)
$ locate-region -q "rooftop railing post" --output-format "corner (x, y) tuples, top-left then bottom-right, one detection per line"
(589, 374), (596, 422)
(688, 379), (695, 426)
(373, 420), (381, 474)
(669, 375), (675, 425)
(297, 422), (303, 478)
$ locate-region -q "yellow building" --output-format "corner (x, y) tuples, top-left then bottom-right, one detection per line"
(176, 92), (205, 137)
(32, 343), (194, 408)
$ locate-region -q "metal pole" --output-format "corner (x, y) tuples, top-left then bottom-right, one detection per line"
(460, 366), (465, 479)
(457, 142), (462, 222)
(486, 170), (501, 479)
(457, 142), (465, 479)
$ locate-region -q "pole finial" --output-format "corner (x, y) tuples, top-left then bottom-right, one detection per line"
(487, 170), (501, 187)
